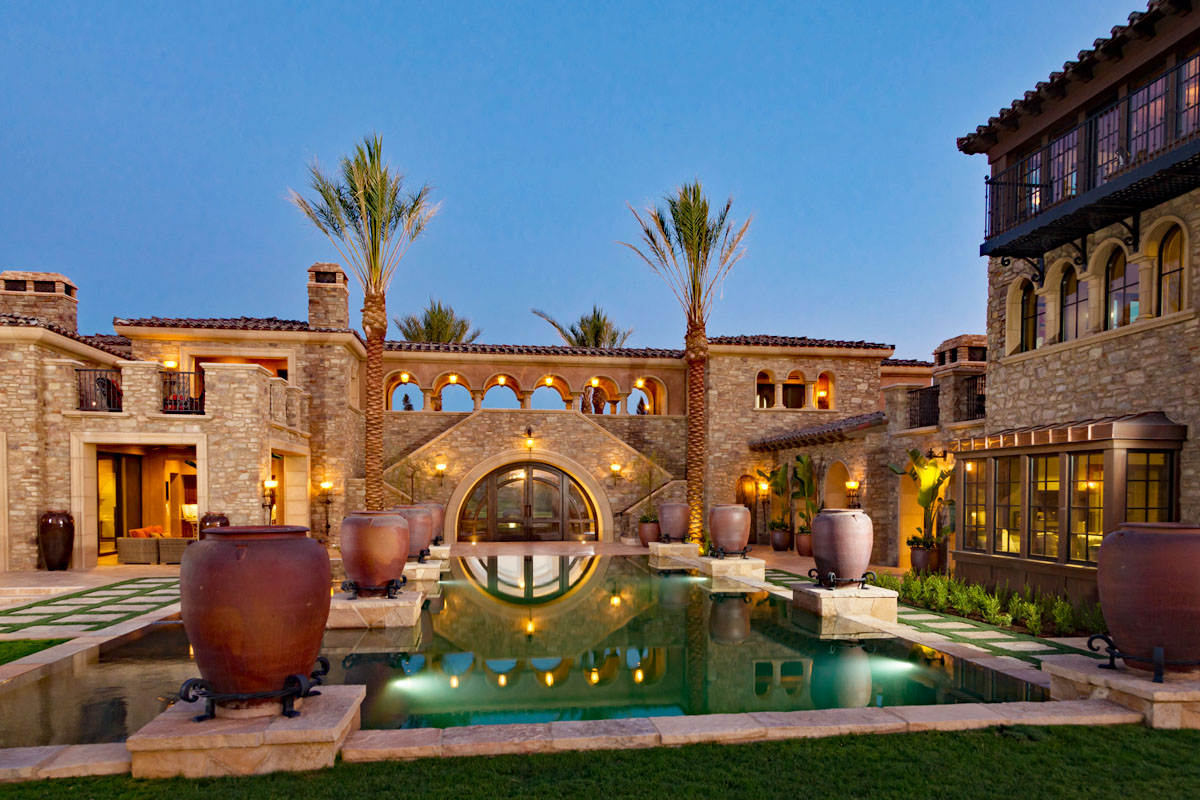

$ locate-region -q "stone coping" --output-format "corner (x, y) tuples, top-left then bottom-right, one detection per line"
(1041, 653), (1200, 702)
(327, 591), (424, 630)
(791, 582), (898, 623)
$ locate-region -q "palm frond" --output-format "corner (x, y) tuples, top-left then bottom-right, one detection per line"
(393, 299), (481, 343)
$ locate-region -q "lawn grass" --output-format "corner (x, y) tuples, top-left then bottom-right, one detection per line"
(9, 725), (1200, 799)
(0, 639), (66, 665)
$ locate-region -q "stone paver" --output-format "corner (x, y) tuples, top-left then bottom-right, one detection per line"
(36, 743), (132, 779)
(53, 613), (126, 623)
(1000, 699), (1143, 726)
(548, 718), (660, 750)
(0, 746), (66, 781)
(887, 703), (1009, 732)
(650, 713), (766, 745)
(342, 729), (442, 761)
(12, 625), (91, 637)
(923, 621), (981, 630)
(440, 723), (551, 757)
(751, 707), (907, 738)
(897, 613), (942, 620)
(955, 630), (1016, 640)
(988, 640), (1058, 653)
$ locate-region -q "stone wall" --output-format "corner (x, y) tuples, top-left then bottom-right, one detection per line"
(383, 411), (472, 466)
(590, 416), (686, 477)
(0, 272), (78, 332)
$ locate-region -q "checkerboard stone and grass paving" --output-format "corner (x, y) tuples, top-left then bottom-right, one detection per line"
(0, 578), (179, 635)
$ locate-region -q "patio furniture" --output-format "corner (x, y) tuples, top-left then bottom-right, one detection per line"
(117, 537), (159, 565)
(158, 537), (196, 565)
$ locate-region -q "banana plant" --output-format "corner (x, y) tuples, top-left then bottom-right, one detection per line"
(755, 464), (790, 527)
(889, 448), (955, 549)
(791, 454), (821, 534)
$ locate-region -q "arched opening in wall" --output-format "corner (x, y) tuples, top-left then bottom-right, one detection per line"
(439, 383), (473, 412)
(388, 379), (421, 411)
(530, 385), (568, 410)
(898, 474), (920, 571)
(783, 371), (806, 409)
(815, 372), (833, 410)
(824, 461), (849, 509)
(735, 475), (762, 541)
(628, 388), (651, 414)
(457, 462), (597, 542)
(580, 376), (619, 415)
(755, 371), (774, 408)
(481, 384), (521, 409)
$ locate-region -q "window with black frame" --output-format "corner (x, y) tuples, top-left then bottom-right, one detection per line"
(1126, 451), (1174, 523)
(1105, 249), (1139, 329)
(1158, 225), (1183, 316)
(1060, 268), (1088, 342)
(1028, 455), (1060, 559)
(994, 457), (1021, 555)
(961, 460), (987, 551)
(1069, 452), (1104, 563)
(1019, 281), (1044, 352)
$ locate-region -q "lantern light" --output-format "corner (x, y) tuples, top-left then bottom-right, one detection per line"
(545, 376), (554, 386)
(400, 372), (410, 383)
(591, 377), (600, 387)
(589, 670), (600, 684)
(450, 676), (459, 689)
(497, 375), (506, 385)
(448, 374), (458, 384)
(635, 377), (645, 389)
(758, 481), (769, 492)
(263, 479), (279, 490)
(163, 360), (178, 370)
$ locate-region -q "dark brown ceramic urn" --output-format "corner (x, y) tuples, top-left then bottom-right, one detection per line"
(638, 521), (660, 547)
(770, 527), (794, 552)
(396, 506), (434, 559)
(38, 511), (74, 571)
(198, 511), (230, 540)
(708, 593), (751, 644)
(341, 511), (410, 594)
(180, 526), (330, 712)
(1098, 523), (1200, 675)
(657, 503), (689, 542)
(413, 501), (445, 545)
(708, 505), (751, 555)
(811, 509), (874, 586)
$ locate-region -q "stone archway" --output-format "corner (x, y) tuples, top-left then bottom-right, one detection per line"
(823, 461), (850, 509)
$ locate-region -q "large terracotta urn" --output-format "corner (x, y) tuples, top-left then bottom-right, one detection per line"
(414, 501), (446, 545)
(708, 505), (751, 555)
(341, 511), (410, 594)
(708, 594), (751, 644)
(810, 644), (872, 709)
(811, 509), (874, 586)
(638, 521), (660, 547)
(658, 503), (689, 542)
(38, 511), (74, 571)
(180, 526), (330, 714)
(910, 546), (932, 574)
(396, 506), (434, 560)
(198, 512), (229, 541)
(1098, 522), (1200, 675)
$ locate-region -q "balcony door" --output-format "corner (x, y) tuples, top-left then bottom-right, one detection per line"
(458, 462), (597, 542)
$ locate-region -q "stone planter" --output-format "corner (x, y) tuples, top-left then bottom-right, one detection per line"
(395, 506), (434, 560)
(638, 521), (659, 547)
(770, 527), (794, 552)
(198, 512), (229, 541)
(38, 511), (74, 571)
(708, 504), (751, 556)
(1098, 522), (1200, 676)
(341, 511), (410, 595)
(413, 502), (445, 545)
(708, 594), (751, 645)
(811, 509), (874, 587)
(657, 503), (689, 542)
(795, 532), (813, 558)
(180, 526), (330, 715)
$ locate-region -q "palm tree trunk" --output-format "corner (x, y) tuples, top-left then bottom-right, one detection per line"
(363, 290), (388, 511)
(684, 323), (708, 542)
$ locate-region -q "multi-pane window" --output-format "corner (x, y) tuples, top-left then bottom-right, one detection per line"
(1106, 249), (1139, 329)
(1069, 453), (1104, 563)
(1128, 75), (1168, 159)
(1028, 456), (1060, 559)
(1180, 56), (1200, 137)
(1048, 130), (1078, 204)
(1021, 151), (1042, 217)
(1126, 451), (1174, 522)
(994, 457), (1021, 555)
(1159, 225), (1183, 316)
(962, 460), (987, 551)
(1060, 268), (1088, 342)
(1093, 106), (1122, 186)
(1020, 282), (1045, 352)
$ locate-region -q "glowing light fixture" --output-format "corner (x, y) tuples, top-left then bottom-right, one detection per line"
(399, 372), (409, 383)
(163, 360), (178, 369)
(263, 479), (279, 490)
(591, 377), (600, 387)
(845, 480), (860, 491)
(758, 481), (769, 493)
(965, 462), (974, 472)
(589, 670), (600, 684)
(610, 463), (621, 474)
(1086, 480), (1099, 490)
(319, 480), (333, 491)
(845, 479), (862, 509)
(448, 374), (458, 384)
(545, 376), (554, 386)
(497, 375), (506, 385)
(635, 377), (645, 389)
(634, 668), (644, 684)
(525, 426), (535, 453)
(525, 618), (535, 635)
(817, 389), (828, 398)
(450, 676), (459, 689)
(498, 674), (507, 687)
(610, 594), (622, 607)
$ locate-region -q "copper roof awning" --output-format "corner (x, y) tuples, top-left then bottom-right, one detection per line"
(949, 412), (1186, 453)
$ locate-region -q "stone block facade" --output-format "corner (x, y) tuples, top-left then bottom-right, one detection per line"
(0, 271), (78, 332)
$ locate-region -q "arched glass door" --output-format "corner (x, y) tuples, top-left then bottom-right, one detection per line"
(458, 462), (597, 542)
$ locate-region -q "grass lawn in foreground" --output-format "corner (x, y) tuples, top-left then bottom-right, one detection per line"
(8, 725), (1200, 799)
(0, 639), (66, 665)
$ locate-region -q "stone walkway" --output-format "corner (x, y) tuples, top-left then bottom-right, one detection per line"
(0, 577), (180, 638)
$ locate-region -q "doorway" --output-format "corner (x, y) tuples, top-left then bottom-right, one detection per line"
(457, 463), (597, 542)
(97, 453), (142, 557)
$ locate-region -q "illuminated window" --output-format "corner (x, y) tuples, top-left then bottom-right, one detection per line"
(1069, 453), (1103, 563)
(1158, 226), (1183, 316)
(1105, 249), (1139, 329)
(1019, 281), (1044, 352)
(815, 372), (833, 410)
(1028, 456), (1060, 559)
(1126, 451), (1174, 523)
(755, 371), (774, 409)
(1060, 268), (1088, 342)
(962, 460), (987, 551)
(993, 457), (1021, 555)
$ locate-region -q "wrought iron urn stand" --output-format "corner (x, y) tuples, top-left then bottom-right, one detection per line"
(340, 576), (407, 599)
(808, 568), (876, 590)
(179, 656), (330, 722)
(1088, 633), (1200, 684)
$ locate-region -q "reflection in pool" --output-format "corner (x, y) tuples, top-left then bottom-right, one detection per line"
(0, 555), (1044, 746)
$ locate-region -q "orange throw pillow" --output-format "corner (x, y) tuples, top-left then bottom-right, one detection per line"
(128, 529), (147, 538)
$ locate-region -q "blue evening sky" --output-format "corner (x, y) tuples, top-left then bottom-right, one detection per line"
(0, 0), (1136, 360)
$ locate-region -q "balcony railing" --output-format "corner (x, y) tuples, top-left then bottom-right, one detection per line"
(907, 385), (940, 429)
(162, 371), (204, 414)
(985, 51), (1200, 244)
(76, 369), (123, 412)
(961, 375), (986, 421)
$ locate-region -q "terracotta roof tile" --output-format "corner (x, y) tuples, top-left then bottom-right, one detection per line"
(0, 313), (132, 359)
(385, 341), (683, 358)
(882, 358), (934, 367)
(748, 411), (887, 451)
(709, 335), (893, 350)
(112, 316), (353, 333)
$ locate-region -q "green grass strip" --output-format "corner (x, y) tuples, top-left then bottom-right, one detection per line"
(0, 579), (179, 633)
(0, 638), (68, 665)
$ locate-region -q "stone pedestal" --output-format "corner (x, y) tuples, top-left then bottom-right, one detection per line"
(429, 544), (451, 569)
(647, 542), (698, 558)
(696, 556), (765, 580)
(326, 591), (423, 629)
(789, 606), (897, 639)
(1041, 653), (1199, 728)
(322, 625), (423, 657)
(790, 582), (897, 623)
(126, 685), (364, 778)
(406, 560), (442, 587)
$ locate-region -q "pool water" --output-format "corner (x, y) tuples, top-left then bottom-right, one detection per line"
(0, 555), (1043, 747)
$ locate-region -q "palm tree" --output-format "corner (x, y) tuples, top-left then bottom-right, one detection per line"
(620, 181), (751, 542)
(394, 299), (482, 343)
(532, 306), (633, 412)
(290, 134), (438, 510)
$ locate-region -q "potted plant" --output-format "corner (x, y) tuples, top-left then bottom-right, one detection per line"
(768, 520), (792, 552)
(889, 448), (954, 574)
(638, 512), (659, 547)
(756, 464), (793, 550)
(791, 455), (821, 558)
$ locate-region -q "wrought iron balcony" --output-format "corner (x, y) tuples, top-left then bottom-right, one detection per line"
(162, 371), (205, 414)
(76, 369), (123, 412)
(961, 375), (986, 421)
(906, 385), (940, 429)
(983, 52), (1200, 258)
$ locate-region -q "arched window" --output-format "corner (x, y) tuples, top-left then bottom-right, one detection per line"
(755, 371), (774, 409)
(1159, 225), (1183, 316)
(1105, 249), (1139, 329)
(1019, 281), (1045, 352)
(782, 370), (805, 409)
(815, 372), (833, 409)
(1059, 268), (1088, 343)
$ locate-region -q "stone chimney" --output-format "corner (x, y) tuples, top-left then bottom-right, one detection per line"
(307, 263), (349, 329)
(0, 271), (78, 332)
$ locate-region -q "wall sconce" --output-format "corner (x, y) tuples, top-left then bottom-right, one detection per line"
(544, 376), (554, 386)
(591, 377), (600, 388)
(525, 614), (535, 637)
(635, 377), (645, 389)
(497, 375), (506, 385)
(163, 360), (178, 370)
(448, 374), (458, 384)
(262, 478), (279, 524)
(435, 460), (447, 485)
(319, 480), (334, 538)
(816, 389), (827, 399)
(525, 426), (535, 453)
(399, 372), (410, 383)
(609, 462), (622, 485)
(845, 480), (861, 509)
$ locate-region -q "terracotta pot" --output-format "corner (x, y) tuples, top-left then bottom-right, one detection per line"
(198, 512), (230, 541)
(770, 528), (794, 552)
(413, 502), (445, 545)
(395, 506), (434, 559)
(708, 594), (751, 644)
(811, 509), (874, 586)
(910, 546), (931, 573)
(638, 521), (659, 547)
(38, 511), (74, 571)
(657, 503), (689, 542)
(180, 526), (330, 713)
(341, 511), (410, 594)
(1098, 523), (1200, 675)
(708, 505), (751, 554)
(795, 533), (813, 558)
(810, 644), (872, 709)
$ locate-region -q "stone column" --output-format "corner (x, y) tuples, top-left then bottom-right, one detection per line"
(471, 391), (483, 411)
(773, 382), (783, 408)
(1085, 272), (1105, 333)
(519, 392), (531, 410)
(804, 383), (814, 408)
(421, 388), (434, 410)
(569, 392), (583, 411)
(618, 393), (629, 414)
(118, 361), (162, 415)
(1132, 256), (1156, 320)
